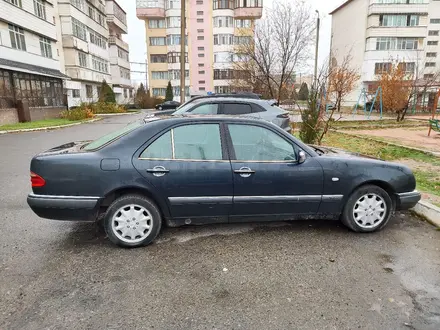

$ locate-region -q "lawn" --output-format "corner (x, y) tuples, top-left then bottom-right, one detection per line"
(321, 132), (440, 200)
(0, 118), (90, 131)
(331, 119), (425, 129)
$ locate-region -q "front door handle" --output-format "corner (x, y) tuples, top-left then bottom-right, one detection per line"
(147, 166), (169, 177)
(234, 167), (255, 178)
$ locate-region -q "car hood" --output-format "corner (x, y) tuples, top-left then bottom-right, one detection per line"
(308, 144), (380, 160)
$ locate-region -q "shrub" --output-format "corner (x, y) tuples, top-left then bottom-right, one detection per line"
(98, 80), (116, 103)
(90, 102), (126, 114)
(61, 104), (94, 121)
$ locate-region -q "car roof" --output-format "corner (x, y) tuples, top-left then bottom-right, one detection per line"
(144, 114), (268, 125)
(189, 97), (274, 106)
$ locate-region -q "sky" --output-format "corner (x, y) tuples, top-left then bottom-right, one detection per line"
(118, 0), (347, 87)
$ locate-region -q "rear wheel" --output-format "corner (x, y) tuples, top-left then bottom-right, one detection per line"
(341, 185), (393, 233)
(158, 106), (162, 110)
(104, 194), (162, 248)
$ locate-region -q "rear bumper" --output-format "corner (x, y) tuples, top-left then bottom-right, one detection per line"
(395, 191), (421, 210)
(27, 193), (100, 221)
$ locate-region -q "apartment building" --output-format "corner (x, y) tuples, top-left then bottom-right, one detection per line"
(330, 0), (440, 105)
(0, 0), (68, 124)
(136, 0), (262, 101)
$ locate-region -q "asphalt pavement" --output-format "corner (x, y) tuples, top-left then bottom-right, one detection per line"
(1, 112), (439, 330)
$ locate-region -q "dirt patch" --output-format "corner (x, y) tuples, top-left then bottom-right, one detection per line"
(354, 127), (440, 153)
(397, 159), (440, 173)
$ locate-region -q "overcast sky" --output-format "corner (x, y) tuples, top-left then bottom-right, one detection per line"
(119, 0), (347, 86)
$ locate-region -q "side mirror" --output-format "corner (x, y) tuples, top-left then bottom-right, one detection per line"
(298, 150), (306, 164)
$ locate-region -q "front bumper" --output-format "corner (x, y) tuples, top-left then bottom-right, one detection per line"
(27, 193), (100, 221)
(395, 190), (421, 210)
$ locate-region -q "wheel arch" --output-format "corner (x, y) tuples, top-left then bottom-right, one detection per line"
(345, 180), (397, 210)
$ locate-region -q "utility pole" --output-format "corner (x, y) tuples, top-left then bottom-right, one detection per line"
(180, 0), (186, 103)
(314, 10), (320, 88)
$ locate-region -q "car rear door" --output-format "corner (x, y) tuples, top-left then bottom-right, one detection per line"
(225, 122), (324, 222)
(220, 102), (257, 117)
(132, 122), (233, 225)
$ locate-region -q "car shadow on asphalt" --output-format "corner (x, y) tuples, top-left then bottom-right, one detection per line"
(58, 219), (352, 249)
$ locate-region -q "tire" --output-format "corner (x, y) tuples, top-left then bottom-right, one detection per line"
(158, 106), (162, 110)
(104, 194), (162, 248)
(341, 185), (393, 233)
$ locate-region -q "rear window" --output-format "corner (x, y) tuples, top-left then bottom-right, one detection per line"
(222, 103), (252, 115)
(83, 120), (143, 151)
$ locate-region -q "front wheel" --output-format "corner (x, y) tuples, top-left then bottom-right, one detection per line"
(104, 194), (162, 248)
(158, 106), (162, 110)
(341, 185), (393, 233)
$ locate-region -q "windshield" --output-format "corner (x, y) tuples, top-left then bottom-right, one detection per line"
(83, 120), (143, 151)
(172, 99), (204, 115)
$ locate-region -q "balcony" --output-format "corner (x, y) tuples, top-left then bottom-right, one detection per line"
(366, 26), (427, 38)
(109, 36), (129, 51)
(368, 3), (429, 16)
(234, 7), (263, 19)
(136, 0), (165, 19)
(106, 0), (128, 34)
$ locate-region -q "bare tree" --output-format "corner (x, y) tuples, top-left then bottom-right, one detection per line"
(230, 0), (315, 103)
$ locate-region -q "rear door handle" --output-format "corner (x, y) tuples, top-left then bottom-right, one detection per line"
(147, 166), (169, 177)
(234, 167), (255, 178)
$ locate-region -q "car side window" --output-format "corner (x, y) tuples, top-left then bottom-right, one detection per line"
(140, 131), (172, 159)
(174, 124), (223, 160)
(222, 103), (252, 115)
(252, 105), (266, 113)
(189, 103), (219, 115)
(228, 124), (296, 162)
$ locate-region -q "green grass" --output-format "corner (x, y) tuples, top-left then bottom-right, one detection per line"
(321, 132), (440, 198)
(331, 119), (424, 129)
(0, 118), (89, 131)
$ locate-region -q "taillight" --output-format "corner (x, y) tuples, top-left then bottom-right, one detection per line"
(30, 171), (46, 187)
(277, 113), (289, 119)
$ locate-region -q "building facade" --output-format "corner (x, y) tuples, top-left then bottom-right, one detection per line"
(0, 0), (68, 124)
(136, 0), (262, 101)
(330, 0), (440, 106)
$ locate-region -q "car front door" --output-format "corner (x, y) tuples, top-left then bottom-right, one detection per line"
(226, 123), (324, 222)
(132, 123), (233, 225)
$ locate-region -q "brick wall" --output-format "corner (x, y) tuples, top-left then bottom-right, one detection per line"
(0, 109), (19, 125)
(0, 107), (66, 125)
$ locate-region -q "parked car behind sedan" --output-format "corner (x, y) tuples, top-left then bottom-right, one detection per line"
(27, 116), (420, 248)
(155, 100), (181, 111)
(171, 97), (292, 133)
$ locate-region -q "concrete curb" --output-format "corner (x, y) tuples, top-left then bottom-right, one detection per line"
(0, 117), (102, 134)
(96, 111), (140, 116)
(412, 201), (440, 228)
(335, 130), (440, 157)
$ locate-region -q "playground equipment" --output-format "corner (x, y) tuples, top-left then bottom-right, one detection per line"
(352, 87), (383, 119)
(428, 89), (440, 137)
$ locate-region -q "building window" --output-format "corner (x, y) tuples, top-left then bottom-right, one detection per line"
(425, 62), (436, 67)
(129, 89), (133, 98)
(0, 70), (64, 108)
(197, 19), (204, 23)
(78, 51), (88, 67)
(70, 0), (85, 11)
(235, 19), (252, 28)
(113, 2), (127, 25)
(215, 86), (232, 94)
(120, 68), (130, 79)
(86, 85), (93, 98)
(196, 0), (203, 3)
(33, 0), (46, 20)
(424, 74), (434, 79)
(234, 36), (252, 45)
(198, 53), (204, 57)
(213, 16), (234, 28)
(88, 6), (95, 20)
(172, 86), (190, 97)
(124, 89), (128, 98)
(89, 29), (107, 49)
(152, 71), (168, 80)
(213, 0), (234, 9)
(150, 54), (167, 63)
(234, 0), (262, 7)
(118, 47), (129, 61)
(39, 37), (52, 58)
(197, 29), (204, 33)
(198, 63), (204, 67)
(165, 0), (181, 9)
(199, 70), (205, 74)
(148, 19), (166, 28)
(428, 30), (439, 36)
(152, 88), (166, 97)
(72, 90), (80, 98)
(197, 36), (204, 40)
(214, 69), (234, 79)
(167, 34), (187, 45)
(377, 0), (427, 3)
(166, 16), (181, 28)
(168, 70), (189, 80)
(431, 19), (440, 24)
(374, 62), (392, 74)
(375, 37), (419, 50)
(198, 47), (204, 51)
(8, 24), (26, 51)
(97, 13), (105, 27)
(199, 80), (205, 84)
(72, 18), (87, 41)
(92, 55), (109, 73)
(150, 37), (166, 46)
(167, 52), (188, 63)
(379, 14), (420, 27)
(397, 62), (415, 74)
(426, 52), (437, 57)
(5, 0), (22, 7)
(199, 87), (206, 91)
(427, 41), (439, 46)
(214, 51), (233, 63)
(214, 34), (234, 45)
(96, 85), (100, 97)
(197, 11), (203, 15)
